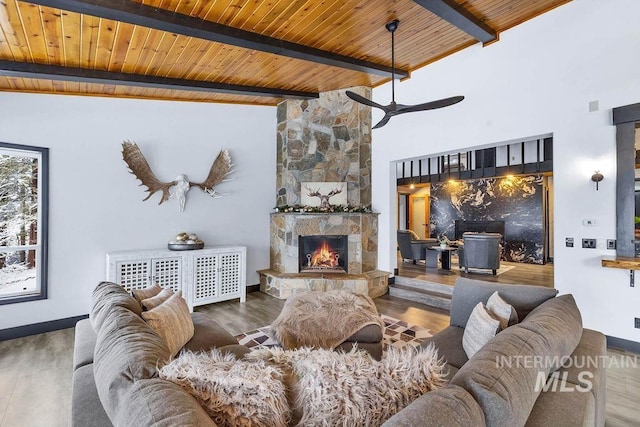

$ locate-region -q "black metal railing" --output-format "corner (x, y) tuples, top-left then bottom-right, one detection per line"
(397, 137), (553, 185)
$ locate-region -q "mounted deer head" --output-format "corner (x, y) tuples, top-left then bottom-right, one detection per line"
(305, 184), (344, 208)
(121, 140), (233, 212)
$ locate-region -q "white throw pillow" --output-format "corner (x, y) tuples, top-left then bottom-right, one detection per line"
(462, 302), (501, 359)
(486, 291), (519, 330)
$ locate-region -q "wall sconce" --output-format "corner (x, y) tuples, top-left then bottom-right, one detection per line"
(409, 183), (415, 189)
(591, 171), (604, 190)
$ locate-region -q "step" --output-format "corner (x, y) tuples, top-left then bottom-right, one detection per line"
(388, 283), (452, 311)
(393, 276), (454, 296)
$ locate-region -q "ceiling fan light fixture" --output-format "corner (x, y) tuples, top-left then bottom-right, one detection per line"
(346, 19), (464, 129)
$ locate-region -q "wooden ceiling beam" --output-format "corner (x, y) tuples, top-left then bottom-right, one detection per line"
(24, 0), (408, 79)
(0, 60), (319, 99)
(412, 0), (497, 43)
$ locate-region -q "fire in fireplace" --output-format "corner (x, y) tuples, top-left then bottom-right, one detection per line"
(298, 235), (348, 273)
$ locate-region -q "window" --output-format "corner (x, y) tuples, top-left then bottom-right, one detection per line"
(0, 142), (48, 305)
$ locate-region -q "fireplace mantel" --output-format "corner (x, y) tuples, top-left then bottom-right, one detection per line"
(271, 211), (380, 216)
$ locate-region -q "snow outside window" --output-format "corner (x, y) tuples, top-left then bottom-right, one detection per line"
(0, 142), (48, 305)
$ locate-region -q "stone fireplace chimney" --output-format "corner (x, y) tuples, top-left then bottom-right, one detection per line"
(275, 86), (372, 207)
(259, 87), (389, 299)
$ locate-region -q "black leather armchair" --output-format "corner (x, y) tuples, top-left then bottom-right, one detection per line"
(457, 232), (502, 274)
(397, 230), (438, 267)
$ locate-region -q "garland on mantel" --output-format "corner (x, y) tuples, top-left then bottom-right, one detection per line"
(274, 204), (372, 213)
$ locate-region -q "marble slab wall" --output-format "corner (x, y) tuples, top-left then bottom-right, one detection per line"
(430, 175), (546, 264)
(276, 87), (372, 207)
(270, 212), (378, 274)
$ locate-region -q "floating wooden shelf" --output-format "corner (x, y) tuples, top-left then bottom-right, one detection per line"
(602, 256), (640, 270)
(602, 256), (640, 286)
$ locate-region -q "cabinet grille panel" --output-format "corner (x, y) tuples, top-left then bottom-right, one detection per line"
(194, 255), (218, 301)
(117, 261), (149, 292)
(108, 247), (244, 308)
(220, 253), (240, 296)
(152, 258), (181, 292)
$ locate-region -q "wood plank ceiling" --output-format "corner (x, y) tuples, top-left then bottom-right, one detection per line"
(0, 0), (571, 106)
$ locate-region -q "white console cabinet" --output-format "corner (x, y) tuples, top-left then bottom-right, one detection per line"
(106, 246), (246, 310)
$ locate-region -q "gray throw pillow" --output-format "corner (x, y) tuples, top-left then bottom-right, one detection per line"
(93, 306), (171, 422)
(486, 291), (519, 330)
(90, 282), (142, 332)
(462, 302), (501, 359)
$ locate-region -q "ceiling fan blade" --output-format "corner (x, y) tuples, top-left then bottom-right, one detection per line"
(372, 113), (393, 129)
(345, 90), (388, 111)
(397, 96), (465, 114)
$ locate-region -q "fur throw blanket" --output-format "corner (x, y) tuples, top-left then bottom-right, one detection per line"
(159, 345), (445, 427)
(268, 290), (385, 350)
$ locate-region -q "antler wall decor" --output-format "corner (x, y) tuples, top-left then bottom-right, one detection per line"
(304, 184), (344, 208)
(121, 140), (233, 212)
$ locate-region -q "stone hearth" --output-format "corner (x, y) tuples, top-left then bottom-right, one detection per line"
(259, 88), (389, 299)
(258, 270), (389, 300)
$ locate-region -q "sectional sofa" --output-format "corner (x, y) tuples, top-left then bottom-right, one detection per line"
(383, 277), (606, 426)
(72, 282), (247, 426)
(72, 278), (606, 426)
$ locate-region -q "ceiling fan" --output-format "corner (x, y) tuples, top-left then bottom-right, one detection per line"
(346, 20), (464, 129)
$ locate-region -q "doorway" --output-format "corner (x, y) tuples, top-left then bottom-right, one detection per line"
(409, 194), (429, 238)
(398, 184), (431, 238)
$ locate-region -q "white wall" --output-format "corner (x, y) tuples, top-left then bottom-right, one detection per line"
(372, 0), (640, 342)
(0, 93), (275, 329)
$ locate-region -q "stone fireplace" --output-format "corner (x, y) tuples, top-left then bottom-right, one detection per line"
(258, 87), (389, 299)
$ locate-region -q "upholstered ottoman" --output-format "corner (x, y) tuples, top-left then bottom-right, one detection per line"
(269, 290), (385, 360)
(334, 323), (384, 360)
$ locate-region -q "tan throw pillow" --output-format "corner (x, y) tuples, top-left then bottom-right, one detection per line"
(141, 288), (174, 311)
(486, 291), (519, 330)
(462, 302), (501, 359)
(132, 283), (163, 304)
(142, 291), (194, 356)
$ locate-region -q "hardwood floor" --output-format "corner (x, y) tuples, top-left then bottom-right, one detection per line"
(195, 291), (452, 336)
(397, 253), (555, 288)
(195, 291), (286, 335)
(0, 328), (73, 427)
(0, 291), (637, 426)
(606, 348), (640, 426)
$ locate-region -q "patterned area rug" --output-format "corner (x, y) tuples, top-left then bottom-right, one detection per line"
(235, 314), (432, 351)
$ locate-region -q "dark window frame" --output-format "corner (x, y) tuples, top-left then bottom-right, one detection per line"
(612, 102), (640, 257)
(0, 141), (49, 305)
